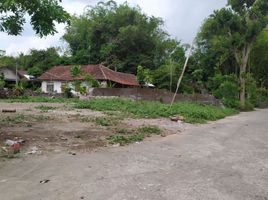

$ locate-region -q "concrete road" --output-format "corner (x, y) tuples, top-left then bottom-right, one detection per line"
(0, 109), (268, 200)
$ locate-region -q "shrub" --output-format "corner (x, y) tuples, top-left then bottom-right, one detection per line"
(255, 88), (268, 108)
(209, 74), (240, 108)
(0, 73), (5, 89)
(61, 84), (73, 98)
(246, 73), (258, 106)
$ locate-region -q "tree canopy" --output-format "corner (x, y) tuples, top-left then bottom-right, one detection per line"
(0, 0), (70, 36)
(197, 0), (268, 108)
(0, 0), (267, 109)
(63, 1), (171, 73)
(250, 28), (268, 88)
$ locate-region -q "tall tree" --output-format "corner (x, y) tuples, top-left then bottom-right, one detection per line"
(199, 0), (268, 108)
(250, 28), (268, 88)
(0, 0), (70, 36)
(17, 48), (61, 76)
(63, 1), (169, 73)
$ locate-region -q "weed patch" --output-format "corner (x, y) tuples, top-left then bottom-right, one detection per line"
(94, 117), (118, 126)
(35, 105), (57, 111)
(75, 98), (237, 123)
(0, 96), (79, 103)
(137, 125), (162, 135)
(0, 114), (51, 124)
(107, 134), (145, 145)
(107, 125), (162, 145)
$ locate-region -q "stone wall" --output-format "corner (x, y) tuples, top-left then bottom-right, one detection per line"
(92, 88), (222, 106)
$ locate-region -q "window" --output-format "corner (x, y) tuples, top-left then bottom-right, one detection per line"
(46, 82), (54, 93)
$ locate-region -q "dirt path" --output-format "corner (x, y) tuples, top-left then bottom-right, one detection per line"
(0, 109), (267, 200)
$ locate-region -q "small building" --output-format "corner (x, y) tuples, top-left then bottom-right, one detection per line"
(0, 67), (34, 83)
(0, 66), (23, 84)
(38, 64), (140, 93)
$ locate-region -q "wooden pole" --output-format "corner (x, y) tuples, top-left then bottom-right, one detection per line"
(15, 64), (18, 86)
(170, 59), (173, 92)
(170, 43), (194, 107)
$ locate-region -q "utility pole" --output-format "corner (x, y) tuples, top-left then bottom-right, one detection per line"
(170, 43), (194, 107)
(15, 63), (18, 86)
(170, 58), (173, 92)
(169, 47), (178, 92)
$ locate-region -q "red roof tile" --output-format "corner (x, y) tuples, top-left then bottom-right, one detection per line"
(38, 64), (139, 86)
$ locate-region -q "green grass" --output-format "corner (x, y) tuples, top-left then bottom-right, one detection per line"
(0, 96), (79, 103)
(107, 134), (145, 145)
(137, 125), (162, 135)
(107, 125), (162, 145)
(75, 98), (238, 123)
(35, 105), (58, 111)
(94, 117), (117, 126)
(0, 114), (51, 124)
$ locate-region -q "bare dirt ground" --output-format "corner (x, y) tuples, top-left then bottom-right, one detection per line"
(0, 109), (267, 200)
(0, 102), (188, 158)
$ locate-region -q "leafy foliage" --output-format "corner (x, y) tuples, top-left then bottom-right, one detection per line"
(0, 72), (5, 89)
(63, 1), (170, 73)
(74, 98), (237, 123)
(107, 125), (161, 145)
(137, 66), (153, 85)
(250, 28), (268, 88)
(0, 0), (70, 36)
(197, 0), (268, 108)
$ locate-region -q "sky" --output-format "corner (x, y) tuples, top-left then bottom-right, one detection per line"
(0, 0), (227, 56)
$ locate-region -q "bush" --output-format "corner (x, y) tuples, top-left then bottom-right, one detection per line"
(246, 73), (258, 106)
(209, 74), (240, 108)
(240, 101), (254, 111)
(61, 84), (73, 98)
(255, 88), (268, 108)
(216, 81), (240, 108)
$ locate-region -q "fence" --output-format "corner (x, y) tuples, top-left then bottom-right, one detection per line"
(92, 88), (222, 106)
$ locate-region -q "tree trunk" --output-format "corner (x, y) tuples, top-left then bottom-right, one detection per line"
(239, 45), (251, 108)
(239, 62), (246, 108)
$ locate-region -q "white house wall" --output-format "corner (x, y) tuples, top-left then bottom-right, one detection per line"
(41, 80), (108, 93)
(41, 82), (46, 93)
(41, 81), (63, 93)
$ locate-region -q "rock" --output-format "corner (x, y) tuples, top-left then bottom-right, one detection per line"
(26, 146), (39, 155)
(2, 109), (16, 113)
(5, 139), (16, 146)
(170, 115), (185, 122)
(40, 179), (50, 184)
(60, 136), (68, 141)
(112, 143), (120, 147)
(68, 151), (76, 155)
(1, 147), (8, 152)
(18, 139), (26, 144)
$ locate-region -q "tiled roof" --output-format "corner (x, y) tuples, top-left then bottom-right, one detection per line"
(38, 64), (140, 86)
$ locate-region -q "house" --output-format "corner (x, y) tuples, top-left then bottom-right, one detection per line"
(0, 66), (23, 84)
(18, 70), (35, 80)
(38, 64), (140, 93)
(0, 67), (34, 84)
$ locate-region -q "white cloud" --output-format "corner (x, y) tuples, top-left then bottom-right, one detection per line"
(0, 0), (227, 55)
